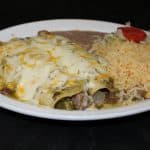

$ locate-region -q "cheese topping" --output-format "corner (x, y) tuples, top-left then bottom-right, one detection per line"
(0, 31), (109, 107)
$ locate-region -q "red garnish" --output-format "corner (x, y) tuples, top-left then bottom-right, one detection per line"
(117, 26), (147, 43)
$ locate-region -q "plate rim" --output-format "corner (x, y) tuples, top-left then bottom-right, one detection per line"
(0, 18), (123, 31)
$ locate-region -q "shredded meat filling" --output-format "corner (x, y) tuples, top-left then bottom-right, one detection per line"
(0, 87), (14, 95)
(71, 92), (92, 110)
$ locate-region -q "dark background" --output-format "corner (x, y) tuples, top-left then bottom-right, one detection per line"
(0, 0), (150, 149)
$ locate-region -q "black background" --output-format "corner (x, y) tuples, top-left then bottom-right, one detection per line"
(0, 0), (150, 149)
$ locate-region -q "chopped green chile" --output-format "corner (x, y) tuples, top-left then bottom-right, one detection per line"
(55, 98), (75, 110)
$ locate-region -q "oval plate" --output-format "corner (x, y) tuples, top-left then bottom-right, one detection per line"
(0, 19), (149, 121)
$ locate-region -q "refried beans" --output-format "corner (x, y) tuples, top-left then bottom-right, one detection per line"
(53, 30), (105, 50)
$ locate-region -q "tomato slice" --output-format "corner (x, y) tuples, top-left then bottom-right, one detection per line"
(117, 26), (147, 43)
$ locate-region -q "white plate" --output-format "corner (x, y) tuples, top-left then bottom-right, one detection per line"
(0, 19), (149, 121)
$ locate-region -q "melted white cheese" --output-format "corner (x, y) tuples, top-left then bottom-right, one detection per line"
(16, 65), (52, 101)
